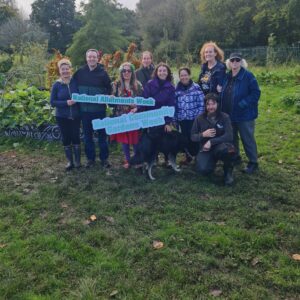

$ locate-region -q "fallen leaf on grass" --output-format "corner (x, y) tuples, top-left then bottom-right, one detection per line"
(251, 257), (260, 266)
(82, 219), (91, 225)
(23, 188), (31, 194)
(292, 254), (300, 261)
(104, 216), (115, 224)
(200, 193), (211, 200)
(216, 221), (226, 226)
(60, 202), (68, 209)
(90, 215), (97, 221)
(153, 240), (164, 250)
(109, 290), (118, 297)
(0, 244), (7, 249)
(278, 160), (283, 164)
(210, 289), (222, 297)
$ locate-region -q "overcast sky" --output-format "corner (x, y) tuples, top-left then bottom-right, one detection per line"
(15, 0), (139, 16)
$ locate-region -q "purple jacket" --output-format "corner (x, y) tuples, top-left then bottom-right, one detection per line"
(143, 77), (175, 124)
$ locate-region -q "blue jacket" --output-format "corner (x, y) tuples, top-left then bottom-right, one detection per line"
(50, 78), (80, 119)
(175, 81), (205, 121)
(198, 60), (226, 94)
(143, 77), (175, 124)
(220, 68), (261, 123)
(73, 64), (112, 113)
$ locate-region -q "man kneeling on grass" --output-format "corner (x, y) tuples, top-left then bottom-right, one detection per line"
(191, 93), (235, 185)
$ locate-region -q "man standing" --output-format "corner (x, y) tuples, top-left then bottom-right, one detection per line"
(73, 49), (112, 168)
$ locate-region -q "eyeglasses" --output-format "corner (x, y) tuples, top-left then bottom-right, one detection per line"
(230, 58), (241, 63)
(122, 69), (132, 73)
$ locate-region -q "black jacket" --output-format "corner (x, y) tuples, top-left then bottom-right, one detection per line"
(191, 112), (233, 148)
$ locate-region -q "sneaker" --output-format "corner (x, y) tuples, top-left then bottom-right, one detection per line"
(101, 160), (111, 169)
(85, 160), (95, 168)
(243, 162), (258, 174)
(123, 161), (130, 169)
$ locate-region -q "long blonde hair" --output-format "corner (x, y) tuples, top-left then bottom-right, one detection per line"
(199, 41), (224, 63)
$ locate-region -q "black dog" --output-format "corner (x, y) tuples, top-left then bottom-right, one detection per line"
(130, 128), (193, 180)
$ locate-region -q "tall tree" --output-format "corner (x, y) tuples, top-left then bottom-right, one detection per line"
(137, 0), (185, 50)
(30, 0), (77, 52)
(0, 0), (17, 26)
(66, 0), (128, 66)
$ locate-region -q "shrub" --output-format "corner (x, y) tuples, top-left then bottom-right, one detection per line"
(0, 83), (53, 128)
(281, 95), (300, 114)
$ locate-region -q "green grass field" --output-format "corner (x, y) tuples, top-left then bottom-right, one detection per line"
(0, 66), (299, 299)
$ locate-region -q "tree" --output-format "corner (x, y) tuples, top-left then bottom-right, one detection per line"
(0, 17), (48, 51)
(0, 0), (17, 26)
(30, 0), (77, 52)
(66, 0), (129, 66)
(137, 0), (185, 51)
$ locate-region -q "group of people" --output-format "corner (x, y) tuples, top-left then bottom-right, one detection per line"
(50, 41), (261, 185)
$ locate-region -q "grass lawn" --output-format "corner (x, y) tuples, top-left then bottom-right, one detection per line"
(0, 66), (299, 299)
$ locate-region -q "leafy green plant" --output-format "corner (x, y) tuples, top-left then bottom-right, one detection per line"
(281, 94), (300, 114)
(256, 71), (283, 85)
(0, 83), (53, 128)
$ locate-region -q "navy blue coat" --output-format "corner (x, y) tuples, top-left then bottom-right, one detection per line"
(50, 78), (80, 119)
(220, 68), (261, 123)
(198, 60), (226, 94)
(73, 64), (112, 113)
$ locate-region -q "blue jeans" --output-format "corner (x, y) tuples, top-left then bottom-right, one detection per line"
(232, 120), (257, 164)
(81, 111), (109, 162)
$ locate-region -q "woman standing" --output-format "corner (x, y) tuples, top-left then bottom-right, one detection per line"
(220, 53), (261, 174)
(110, 62), (143, 168)
(175, 67), (205, 164)
(135, 51), (155, 87)
(143, 62), (175, 135)
(50, 58), (81, 170)
(198, 41), (226, 95)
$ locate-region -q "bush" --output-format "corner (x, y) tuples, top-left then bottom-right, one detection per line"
(281, 95), (300, 114)
(256, 71), (284, 85)
(0, 55), (13, 73)
(0, 82), (53, 128)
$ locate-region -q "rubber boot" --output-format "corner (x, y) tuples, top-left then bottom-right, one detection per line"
(223, 163), (234, 186)
(64, 145), (74, 171)
(73, 144), (81, 168)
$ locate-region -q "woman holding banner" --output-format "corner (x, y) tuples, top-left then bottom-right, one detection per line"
(50, 58), (81, 171)
(143, 62), (175, 134)
(111, 62), (143, 168)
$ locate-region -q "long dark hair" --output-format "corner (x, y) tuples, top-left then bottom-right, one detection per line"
(153, 62), (173, 82)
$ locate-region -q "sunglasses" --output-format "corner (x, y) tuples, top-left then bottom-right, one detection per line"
(122, 69), (132, 73)
(230, 58), (241, 63)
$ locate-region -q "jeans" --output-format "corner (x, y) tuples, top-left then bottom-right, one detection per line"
(81, 111), (109, 162)
(232, 120), (258, 164)
(196, 143), (234, 175)
(56, 117), (81, 146)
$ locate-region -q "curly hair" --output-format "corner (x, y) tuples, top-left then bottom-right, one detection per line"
(153, 62), (173, 82)
(199, 41), (224, 63)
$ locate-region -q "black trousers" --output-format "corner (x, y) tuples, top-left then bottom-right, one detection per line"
(179, 120), (199, 156)
(56, 117), (81, 146)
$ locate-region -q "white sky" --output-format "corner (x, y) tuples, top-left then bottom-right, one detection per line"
(15, 0), (139, 17)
